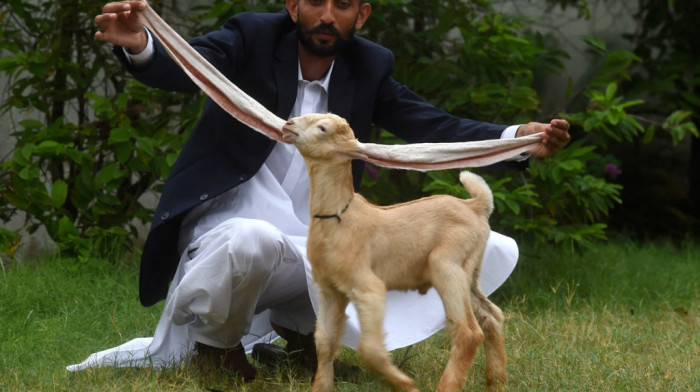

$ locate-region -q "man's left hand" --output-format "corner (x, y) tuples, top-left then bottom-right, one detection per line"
(516, 119), (571, 157)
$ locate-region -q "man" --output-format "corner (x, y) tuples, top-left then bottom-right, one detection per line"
(70, 0), (569, 379)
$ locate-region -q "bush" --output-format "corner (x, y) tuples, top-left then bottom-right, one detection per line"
(0, 0), (202, 260)
(360, 0), (696, 250)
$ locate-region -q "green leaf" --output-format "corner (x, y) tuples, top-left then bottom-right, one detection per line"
(116, 143), (133, 163)
(65, 148), (90, 165)
(608, 108), (621, 125)
(51, 180), (68, 208)
(558, 160), (583, 172)
(18, 119), (44, 130)
(641, 125), (656, 145)
(605, 83), (617, 100)
(57, 216), (79, 237)
(0, 56), (20, 71)
(166, 152), (178, 167)
(116, 93), (129, 111)
(582, 35), (607, 54)
(504, 198), (521, 214)
(18, 166), (40, 180)
(19, 144), (36, 162)
(619, 99), (644, 109)
(94, 164), (126, 187)
(109, 127), (134, 144)
(86, 92), (109, 107)
(34, 140), (63, 155)
(136, 136), (156, 157)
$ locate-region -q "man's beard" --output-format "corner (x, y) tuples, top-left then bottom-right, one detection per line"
(296, 19), (355, 57)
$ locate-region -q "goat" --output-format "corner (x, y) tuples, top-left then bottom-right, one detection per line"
(282, 113), (507, 392)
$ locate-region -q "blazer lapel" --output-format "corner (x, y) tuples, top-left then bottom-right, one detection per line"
(274, 32), (299, 120)
(328, 54), (354, 119)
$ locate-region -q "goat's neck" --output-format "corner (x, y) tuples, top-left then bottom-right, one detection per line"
(305, 159), (355, 218)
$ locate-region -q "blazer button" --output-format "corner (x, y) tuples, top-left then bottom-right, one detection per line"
(160, 212), (170, 220)
(199, 193), (208, 201)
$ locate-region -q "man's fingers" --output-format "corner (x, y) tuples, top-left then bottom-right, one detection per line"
(550, 118), (569, 130)
(133, 0), (148, 10)
(544, 132), (569, 153)
(101, 1), (146, 13)
(519, 120), (571, 156)
(98, 1), (146, 23)
(101, 2), (131, 14)
(94, 30), (121, 44)
(546, 120), (571, 144)
(94, 13), (115, 28)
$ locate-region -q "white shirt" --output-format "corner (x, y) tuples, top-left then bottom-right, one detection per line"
(177, 61), (333, 252)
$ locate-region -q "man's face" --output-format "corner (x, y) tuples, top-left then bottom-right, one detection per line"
(288, 0), (371, 57)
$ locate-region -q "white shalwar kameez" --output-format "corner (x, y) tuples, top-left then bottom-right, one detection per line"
(67, 57), (518, 371)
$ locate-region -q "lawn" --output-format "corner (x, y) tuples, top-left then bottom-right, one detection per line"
(0, 239), (697, 391)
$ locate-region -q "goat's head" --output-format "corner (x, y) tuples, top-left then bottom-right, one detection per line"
(282, 113), (362, 161)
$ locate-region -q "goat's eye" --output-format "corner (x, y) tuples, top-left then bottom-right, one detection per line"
(318, 125), (327, 133)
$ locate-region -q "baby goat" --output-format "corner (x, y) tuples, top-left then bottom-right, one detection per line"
(282, 113), (507, 392)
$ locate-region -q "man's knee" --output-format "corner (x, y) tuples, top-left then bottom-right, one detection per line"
(226, 218), (287, 276)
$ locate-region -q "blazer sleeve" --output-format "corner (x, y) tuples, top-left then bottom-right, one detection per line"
(369, 50), (527, 169)
(369, 50), (508, 144)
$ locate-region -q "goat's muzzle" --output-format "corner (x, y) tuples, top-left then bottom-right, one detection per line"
(282, 120), (299, 141)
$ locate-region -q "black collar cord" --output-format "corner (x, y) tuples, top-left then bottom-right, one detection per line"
(313, 200), (351, 223)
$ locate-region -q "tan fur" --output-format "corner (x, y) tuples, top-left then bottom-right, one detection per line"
(282, 113), (507, 392)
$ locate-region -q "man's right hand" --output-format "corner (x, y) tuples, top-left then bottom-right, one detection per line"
(95, 0), (149, 53)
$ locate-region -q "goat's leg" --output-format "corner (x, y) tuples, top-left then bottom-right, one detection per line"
(351, 273), (418, 392)
(471, 288), (507, 391)
(432, 263), (484, 392)
(312, 285), (349, 392)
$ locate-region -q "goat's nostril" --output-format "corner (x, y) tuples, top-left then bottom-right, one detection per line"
(285, 120), (295, 126)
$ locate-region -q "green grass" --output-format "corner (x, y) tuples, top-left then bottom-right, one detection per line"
(0, 239), (697, 391)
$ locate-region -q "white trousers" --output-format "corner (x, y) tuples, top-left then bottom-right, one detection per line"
(67, 216), (517, 371)
(167, 217), (315, 348)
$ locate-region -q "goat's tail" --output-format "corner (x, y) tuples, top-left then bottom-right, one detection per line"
(459, 170), (494, 219)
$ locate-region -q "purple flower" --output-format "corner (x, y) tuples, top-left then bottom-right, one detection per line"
(605, 163), (622, 179)
(365, 162), (379, 180)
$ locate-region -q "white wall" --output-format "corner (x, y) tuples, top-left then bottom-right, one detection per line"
(493, 0), (639, 116)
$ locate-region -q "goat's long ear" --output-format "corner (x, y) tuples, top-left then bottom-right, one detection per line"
(338, 149), (371, 162)
(354, 134), (542, 171)
(141, 6), (543, 169)
(140, 5), (288, 143)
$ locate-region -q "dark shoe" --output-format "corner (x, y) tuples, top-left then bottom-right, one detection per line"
(193, 342), (257, 382)
(269, 322), (317, 370)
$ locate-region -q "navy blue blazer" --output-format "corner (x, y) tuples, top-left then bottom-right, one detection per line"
(116, 10), (520, 306)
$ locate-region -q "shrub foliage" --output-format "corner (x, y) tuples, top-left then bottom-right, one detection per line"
(0, 0), (696, 258)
